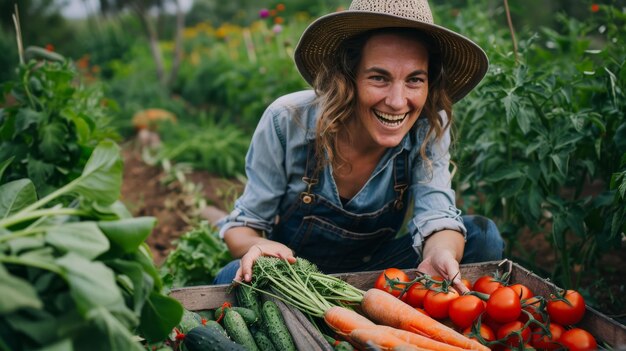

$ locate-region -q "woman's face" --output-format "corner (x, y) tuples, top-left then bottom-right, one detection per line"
(352, 33), (429, 150)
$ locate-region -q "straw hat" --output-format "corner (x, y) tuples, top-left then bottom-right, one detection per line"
(294, 0), (489, 103)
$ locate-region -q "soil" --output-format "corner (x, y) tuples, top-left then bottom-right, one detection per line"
(119, 137), (625, 323)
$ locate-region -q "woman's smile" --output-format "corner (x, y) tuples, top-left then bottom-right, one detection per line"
(373, 110), (409, 127)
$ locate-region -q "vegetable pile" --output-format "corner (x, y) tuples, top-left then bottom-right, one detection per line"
(209, 258), (603, 351)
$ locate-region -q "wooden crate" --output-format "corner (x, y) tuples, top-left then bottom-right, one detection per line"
(339, 260), (626, 349)
(170, 259), (626, 350)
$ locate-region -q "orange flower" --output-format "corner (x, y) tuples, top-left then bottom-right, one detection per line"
(591, 4), (600, 12)
(274, 16), (284, 24)
(276, 3), (285, 11)
(269, 9), (277, 17)
(45, 43), (55, 52)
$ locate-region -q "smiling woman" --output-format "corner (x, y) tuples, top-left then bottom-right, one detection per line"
(211, 0), (505, 290)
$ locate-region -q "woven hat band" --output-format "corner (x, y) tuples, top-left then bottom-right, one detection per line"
(349, 0), (434, 24)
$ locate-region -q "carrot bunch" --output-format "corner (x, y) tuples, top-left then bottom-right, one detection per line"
(239, 257), (488, 351)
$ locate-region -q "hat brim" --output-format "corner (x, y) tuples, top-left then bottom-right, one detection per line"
(294, 11), (489, 103)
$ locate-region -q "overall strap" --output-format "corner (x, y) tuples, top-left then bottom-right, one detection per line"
(393, 149), (410, 211)
(300, 141), (319, 204)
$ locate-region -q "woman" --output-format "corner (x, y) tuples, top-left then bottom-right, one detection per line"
(213, 0), (504, 293)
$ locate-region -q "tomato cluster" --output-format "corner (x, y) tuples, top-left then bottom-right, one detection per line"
(373, 268), (598, 351)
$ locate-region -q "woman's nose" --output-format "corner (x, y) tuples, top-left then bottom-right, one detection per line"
(385, 83), (406, 109)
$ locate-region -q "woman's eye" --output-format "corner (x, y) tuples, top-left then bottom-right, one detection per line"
(408, 77), (425, 84)
(369, 75), (386, 82)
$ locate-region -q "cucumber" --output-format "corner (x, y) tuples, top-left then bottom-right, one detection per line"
(215, 306), (259, 325)
(236, 284), (263, 319)
(184, 325), (246, 351)
(253, 331), (277, 351)
(204, 319), (228, 337)
(261, 300), (296, 351)
(179, 309), (203, 333)
(223, 309), (259, 351)
(198, 309), (215, 321)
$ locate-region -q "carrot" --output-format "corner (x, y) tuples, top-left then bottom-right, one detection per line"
(323, 306), (376, 336)
(349, 328), (425, 351)
(361, 289), (489, 351)
(380, 325), (471, 351)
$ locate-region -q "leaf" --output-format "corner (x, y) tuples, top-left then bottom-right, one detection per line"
(0, 179), (37, 220)
(14, 108), (46, 134)
(39, 121), (68, 161)
(550, 153), (569, 177)
(0, 156), (14, 182)
(98, 217), (156, 253)
(84, 307), (145, 351)
(0, 264), (43, 313)
(484, 166), (525, 182)
(55, 253), (125, 314)
(502, 91), (520, 125)
(45, 222), (110, 260)
(69, 140), (123, 206)
(33, 339), (74, 351)
(138, 291), (183, 342)
(108, 259), (153, 314)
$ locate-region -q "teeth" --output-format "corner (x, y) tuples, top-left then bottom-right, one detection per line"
(374, 111), (407, 125)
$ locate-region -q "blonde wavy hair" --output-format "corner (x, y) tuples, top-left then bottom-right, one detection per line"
(312, 27), (453, 175)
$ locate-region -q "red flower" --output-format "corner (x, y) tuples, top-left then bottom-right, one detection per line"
(45, 44), (54, 52)
(591, 4), (600, 12)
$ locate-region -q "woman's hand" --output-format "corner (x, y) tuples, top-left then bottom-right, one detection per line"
(417, 250), (468, 294)
(417, 229), (468, 294)
(235, 240), (296, 282)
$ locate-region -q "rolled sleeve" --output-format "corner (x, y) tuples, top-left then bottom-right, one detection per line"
(217, 105), (288, 238)
(408, 114), (466, 255)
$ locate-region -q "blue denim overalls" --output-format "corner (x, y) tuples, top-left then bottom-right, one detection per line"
(268, 142), (418, 273)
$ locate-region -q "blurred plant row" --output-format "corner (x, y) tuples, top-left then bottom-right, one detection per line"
(0, 0), (624, 341)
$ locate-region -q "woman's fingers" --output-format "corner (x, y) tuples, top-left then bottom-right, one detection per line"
(237, 243), (296, 282)
(239, 245), (264, 282)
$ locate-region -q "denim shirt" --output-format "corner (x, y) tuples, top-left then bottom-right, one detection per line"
(217, 90), (466, 254)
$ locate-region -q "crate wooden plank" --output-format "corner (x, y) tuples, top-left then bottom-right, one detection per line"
(170, 283), (235, 310)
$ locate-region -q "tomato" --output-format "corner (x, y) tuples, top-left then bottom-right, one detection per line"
(449, 295), (485, 329)
(373, 268), (410, 297)
(402, 282), (429, 308)
(486, 287), (522, 323)
(497, 320), (531, 347)
(473, 275), (504, 295)
(423, 288), (460, 319)
(463, 324), (496, 344)
(531, 323), (564, 350)
(509, 283), (534, 301)
(559, 328), (597, 351)
(546, 289), (586, 325)
(520, 296), (545, 324)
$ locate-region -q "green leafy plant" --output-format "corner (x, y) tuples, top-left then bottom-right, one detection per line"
(160, 221), (233, 291)
(0, 52), (119, 197)
(0, 141), (183, 350)
(157, 116), (250, 178)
